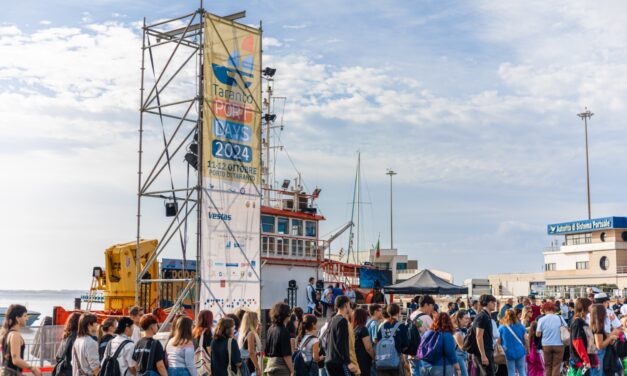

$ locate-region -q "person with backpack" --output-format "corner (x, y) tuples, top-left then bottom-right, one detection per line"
(102, 317), (136, 376)
(469, 294), (497, 376)
(265, 302), (295, 376)
(375, 303), (408, 376)
(497, 309), (527, 376)
(54, 312), (81, 376)
(407, 295), (435, 376)
(294, 314), (322, 376)
(536, 302), (567, 376)
(417, 312), (461, 376)
(72, 313), (100, 376)
(366, 305), (383, 346)
(569, 298), (596, 376)
(132, 314), (166, 376)
(99, 319), (118, 361)
(165, 317), (196, 376)
(192, 310), (213, 376)
(325, 296), (358, 376)
(352, 309), (374, 376)
(210, 318), (242, 376)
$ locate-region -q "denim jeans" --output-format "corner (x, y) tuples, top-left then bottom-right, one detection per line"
(410, 358), (422, 376)
(506, 356), (526, 376)
(167, 368), (191, 376)
(456, 350), (469, 376)
(590, 348), (605, 376)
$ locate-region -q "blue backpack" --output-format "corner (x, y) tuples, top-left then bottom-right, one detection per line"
(375, 322), (402, 370)
(417, 330), (442, 364)
(293, 335), (316, 376)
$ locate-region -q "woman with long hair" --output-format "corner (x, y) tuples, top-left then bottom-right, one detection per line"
(0, 305), (41, 376)
(526, 321), (544, 376)
(55, 312), (81, 376)
(419, 312), (461, 376)
(211, 318), (242, 376)
(498, 309), (527, 376)
(237, 311), (262, 376)
(352, 309), (374, 376)
(520, 307), (533, 328)
(166, 316), (197, 376)
(452, 310), (470, 376)
(71, 314), (100, 376)
(97, 318), (117, 361)
(570, 298), (596, 374)
(590, 304), (619, 376)
(192, 310), (213, 355)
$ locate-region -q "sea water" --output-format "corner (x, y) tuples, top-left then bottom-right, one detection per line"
(0, 290), (89, 323)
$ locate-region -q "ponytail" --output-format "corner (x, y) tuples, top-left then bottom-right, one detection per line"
(296, 314), (317, 344)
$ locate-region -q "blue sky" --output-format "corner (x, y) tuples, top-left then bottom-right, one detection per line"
(3, 0), (627, 290)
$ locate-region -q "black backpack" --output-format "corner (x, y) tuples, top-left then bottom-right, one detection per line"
(52, 334), (76, 376)
(462, 321), (479, 356)
(604, 342), (619, 373)
(615, 338), (627, 359)
(404, 313), (427, 356)
(293, 336), (316, 376)
(101, 340), (133, 376)
(135, 339), (158, 376)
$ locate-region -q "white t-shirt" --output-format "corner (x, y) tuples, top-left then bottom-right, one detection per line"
(410, 310), (433, 334)
(131, 325), (141, 343)
(299, 334), (320, 362)
(620, 305), (627, 317)
(107, 334), (136, 376)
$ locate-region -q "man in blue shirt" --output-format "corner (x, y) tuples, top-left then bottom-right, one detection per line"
(498, 298), (513, 320)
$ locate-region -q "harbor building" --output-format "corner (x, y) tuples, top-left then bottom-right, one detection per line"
(544, 216), (627, 298)
(488, 272), (545, 298)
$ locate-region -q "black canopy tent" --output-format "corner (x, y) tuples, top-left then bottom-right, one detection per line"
(383, 269), (468, 295)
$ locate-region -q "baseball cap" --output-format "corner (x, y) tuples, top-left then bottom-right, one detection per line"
(594, 292), (609, 303)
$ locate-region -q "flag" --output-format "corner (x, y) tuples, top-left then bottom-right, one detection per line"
(375, 239), (380, 259)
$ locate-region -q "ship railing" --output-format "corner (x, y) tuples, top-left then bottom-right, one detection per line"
(18, 324), (65, 370)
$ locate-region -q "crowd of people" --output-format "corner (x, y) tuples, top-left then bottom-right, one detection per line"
(4, 291), (627, 376)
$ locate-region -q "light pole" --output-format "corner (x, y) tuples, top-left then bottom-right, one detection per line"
(386, 169), (397, 250)
(577, 108), (593, 220)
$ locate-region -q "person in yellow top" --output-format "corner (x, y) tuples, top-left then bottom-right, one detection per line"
(348, 316), (361, 375)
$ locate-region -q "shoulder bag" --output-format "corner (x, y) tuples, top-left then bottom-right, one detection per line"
(559, 316), (570, 345)
(195, 332), (212, 376)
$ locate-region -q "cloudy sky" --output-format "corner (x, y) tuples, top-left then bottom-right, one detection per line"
(3, 0), (627, 290)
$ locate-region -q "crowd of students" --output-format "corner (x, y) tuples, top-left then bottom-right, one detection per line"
(4, 291), (627, 376)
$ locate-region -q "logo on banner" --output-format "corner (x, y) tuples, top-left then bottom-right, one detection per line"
(212, 36), (255, 88)
(208, 212), (232, 221)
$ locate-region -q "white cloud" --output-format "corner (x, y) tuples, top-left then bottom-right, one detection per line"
(283, 23), (309, 29)
(39, 20), (52, 25)
(262, 37), (282, 48)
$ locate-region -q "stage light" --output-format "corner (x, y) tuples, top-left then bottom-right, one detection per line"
(281, 179), (291, 189)
(184, 152), (198, 170)
(264, 113), (277, 122)
(165, 202), (178, 217)
(263, 67), (277, 77)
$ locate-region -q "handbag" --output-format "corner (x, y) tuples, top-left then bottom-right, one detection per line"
(494, 343), (506, 365)
(227, 338), (242, 376)
(560, 317), (570, 345)
(195, 332), (212, 376)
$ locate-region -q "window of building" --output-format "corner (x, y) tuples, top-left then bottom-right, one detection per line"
(291, 219), (303, 236)
(576, 261), (589, 270)
(268, 237), (275, 256)
(600, 256), (610, 270)
(545, 263), (556, 271)
(305, 240), (315, 258)
(600, 232), (606, 242)
(262, 236), (268, 255)
(261, 215), (275, 233)
(396, 262), (408, 270)
(277, 238), (288, 256)
(297, 239), (304, 256)
(565, 233), (592, 245)
(305, 221), (317, 237)
(374, 262), (390, 270)
(622, 232), (627, 241)
(291, 239), (298, 256)
(277, 217), (289, 235)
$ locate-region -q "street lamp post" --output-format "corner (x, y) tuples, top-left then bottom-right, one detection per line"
(577, 108), (594, 220)
(386, 169), (397, 250)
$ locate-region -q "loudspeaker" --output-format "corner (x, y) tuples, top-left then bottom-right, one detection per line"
(165, 202), (178, 217)
(288, 279), (297, 288)
(316, 280), (324, 289)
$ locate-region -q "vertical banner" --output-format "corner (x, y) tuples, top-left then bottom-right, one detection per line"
(200, 13), (261, 314)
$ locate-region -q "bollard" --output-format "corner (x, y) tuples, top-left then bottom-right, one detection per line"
(74, 298), (81, 310)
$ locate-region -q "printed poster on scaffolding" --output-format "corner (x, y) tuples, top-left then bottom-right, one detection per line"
(200, 13), (261, 314)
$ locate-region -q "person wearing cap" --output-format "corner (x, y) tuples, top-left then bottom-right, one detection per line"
(106, 317), (137, 376)
(587, 293), (622, 333)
